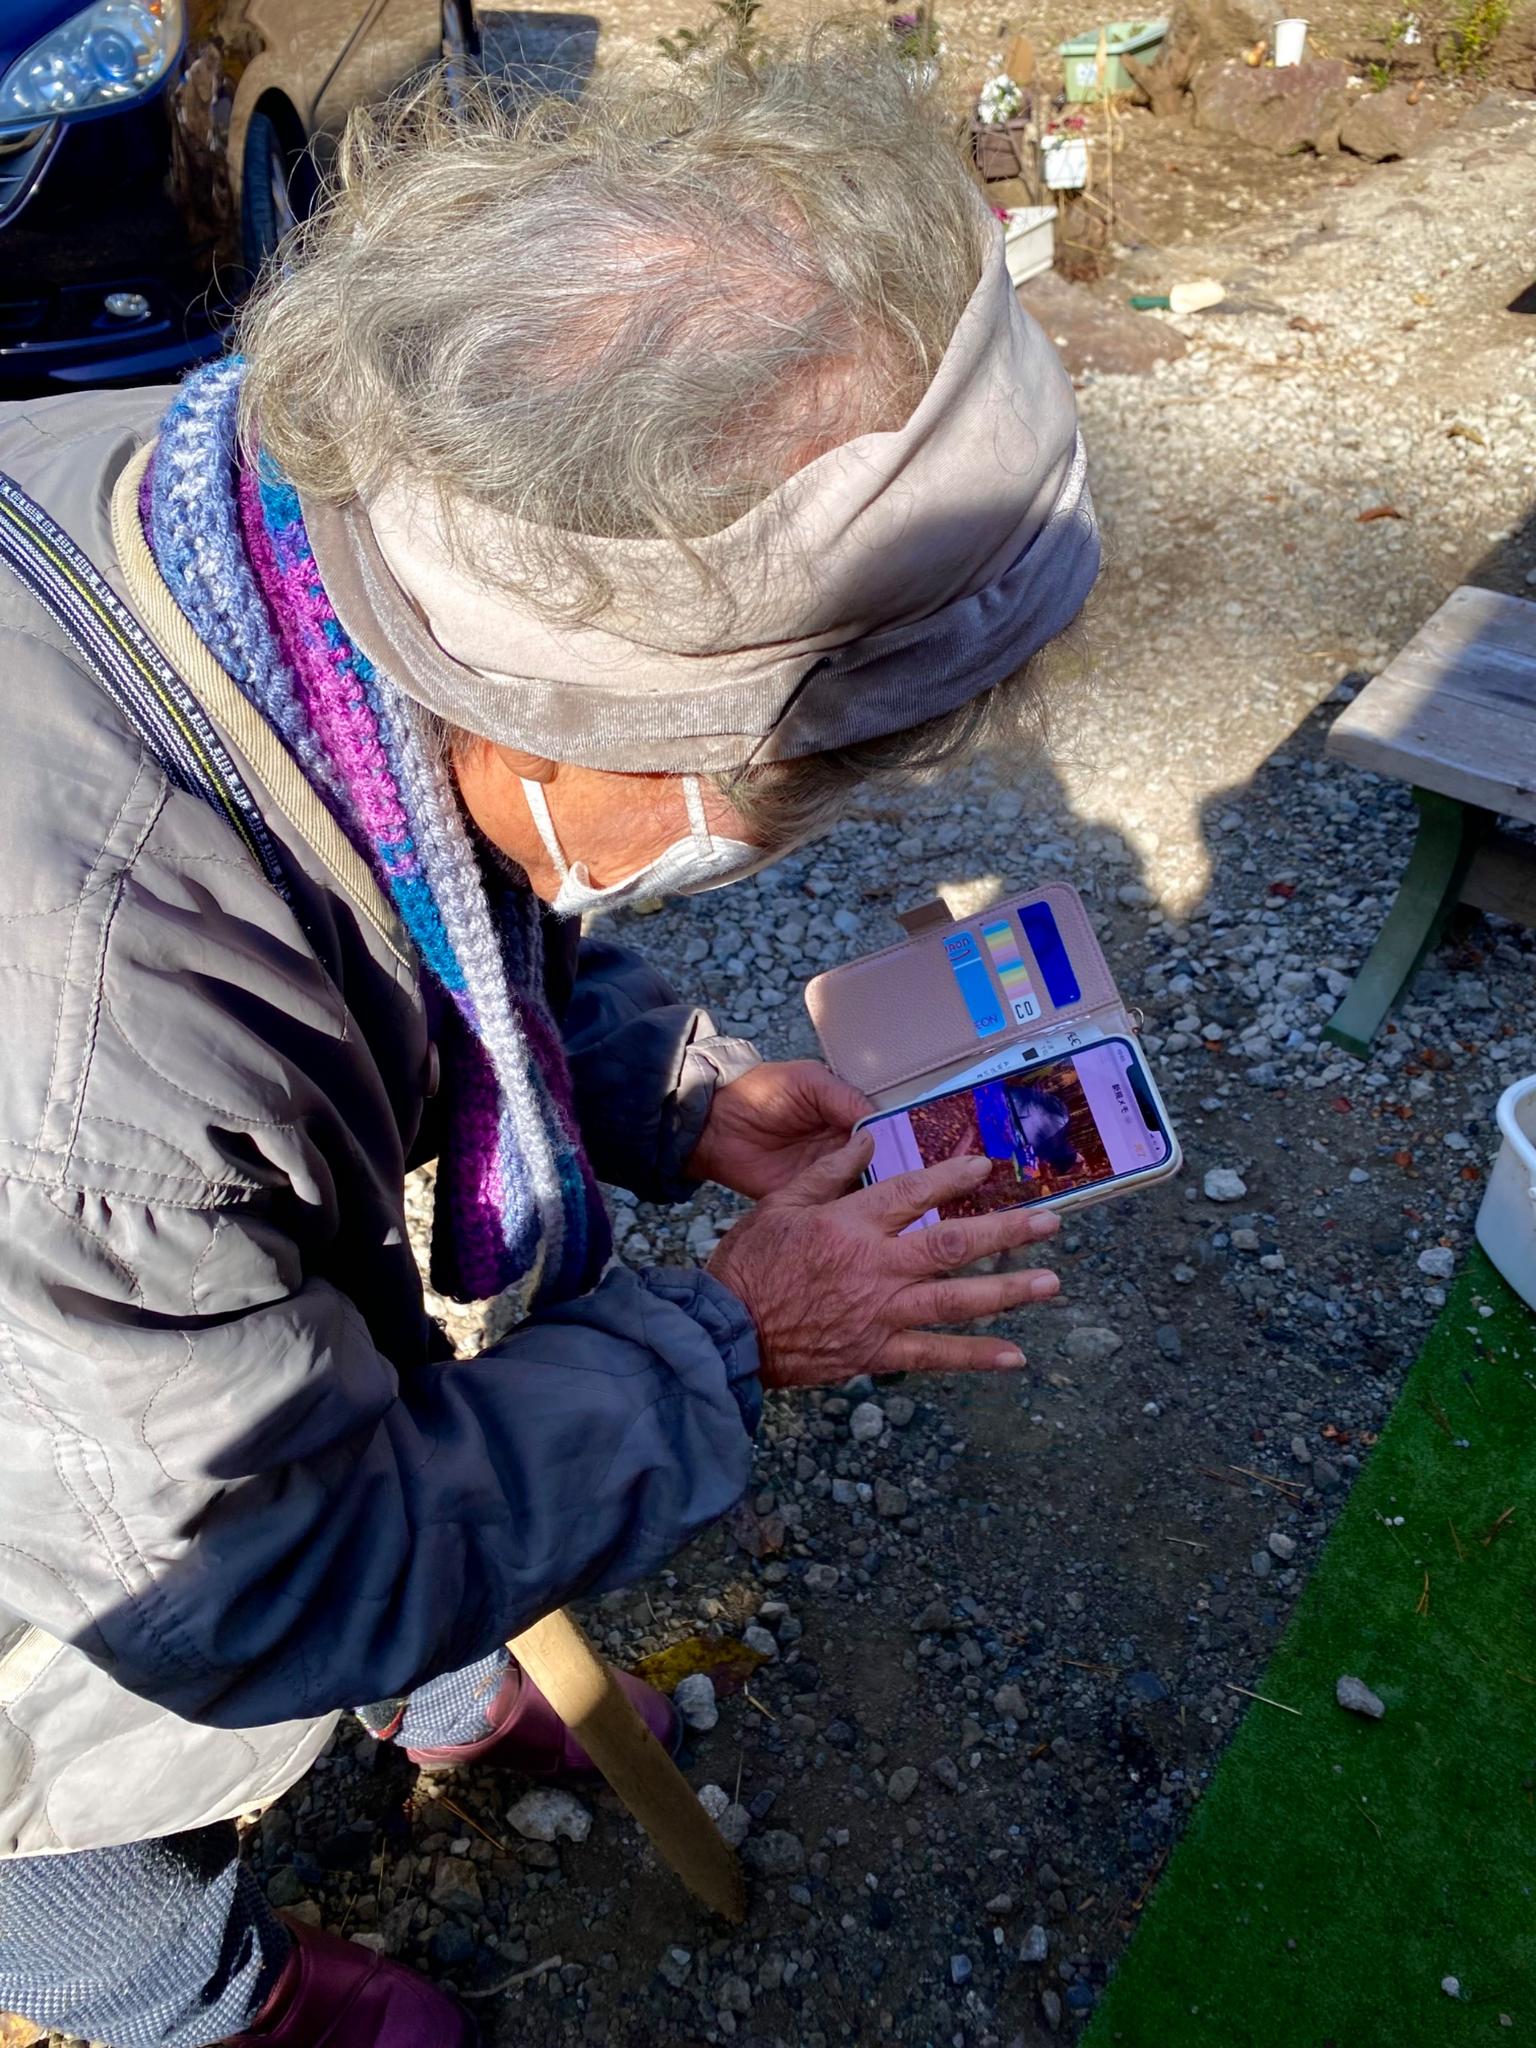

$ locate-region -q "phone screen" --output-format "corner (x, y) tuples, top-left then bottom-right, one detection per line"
(862, 1038), (1171, 1227)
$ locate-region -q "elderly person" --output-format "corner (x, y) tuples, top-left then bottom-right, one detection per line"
(0, 36), (1098, 2048)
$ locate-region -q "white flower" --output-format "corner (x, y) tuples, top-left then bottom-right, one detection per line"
(977, 71), (1023, 123)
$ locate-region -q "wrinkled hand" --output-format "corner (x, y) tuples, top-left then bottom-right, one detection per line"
(707, 1134), (1061, 1388)
(688, 1059), (873, 1200)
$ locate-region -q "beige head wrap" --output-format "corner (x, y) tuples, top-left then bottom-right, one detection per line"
(303, 225), (1099, 772)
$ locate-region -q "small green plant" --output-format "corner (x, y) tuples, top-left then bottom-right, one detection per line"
(1365, 55), (1395, 85)
(1442, 0), (1510, 71)
(888, 5), (943, 65)
(658, 0), (762, 64)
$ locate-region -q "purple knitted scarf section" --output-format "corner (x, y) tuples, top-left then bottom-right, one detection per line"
(141, 359), (609, 1312)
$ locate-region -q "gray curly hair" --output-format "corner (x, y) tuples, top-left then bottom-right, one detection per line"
(237, 36), (1062, 841)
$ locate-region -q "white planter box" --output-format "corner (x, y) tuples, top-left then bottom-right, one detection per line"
(1001, 205), (1056, 286)
(1476, 1072), (1536, 1310)
(1042, 135), (1088, 189)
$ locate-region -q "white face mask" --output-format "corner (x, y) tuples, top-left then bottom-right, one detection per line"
(521, 774), (766, 918)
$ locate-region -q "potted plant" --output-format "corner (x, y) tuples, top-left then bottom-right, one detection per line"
(972, 71), (1034, 179)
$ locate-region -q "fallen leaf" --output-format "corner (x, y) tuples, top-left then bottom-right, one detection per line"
(1267, 879), (1297, 898)
(1446, 422), (1487, 447)
(1393, 1148), (1415, 1170)
(1331, 1096), (1353, 1114)
(1357, 505), (1406, 523)
(1288, 314), (1325, 333)
(632, 1633), (769, 1698)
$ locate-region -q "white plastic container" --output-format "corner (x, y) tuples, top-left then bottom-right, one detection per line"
(1273, 17), (1309, 63)
(1476, 1073), (1536, 1310)
(1002, 205), (1056, 286)
(1042, 134), (1089, 189)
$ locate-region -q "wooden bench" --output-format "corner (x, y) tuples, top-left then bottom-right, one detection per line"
(1323, 584), (1536, 1056)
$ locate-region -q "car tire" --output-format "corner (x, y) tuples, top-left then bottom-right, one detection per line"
(241, 106), (314, 280)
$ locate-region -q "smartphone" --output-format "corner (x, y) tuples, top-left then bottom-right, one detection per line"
(855, 1034), (1178, 1229)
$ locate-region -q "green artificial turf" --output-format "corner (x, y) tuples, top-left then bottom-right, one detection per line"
(1086, 1247), (1536, 2048)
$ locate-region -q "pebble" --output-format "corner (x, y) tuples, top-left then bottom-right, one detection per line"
(951, 1954), (973, 1986)
(1065, 1325), (1123, 1365)
(507, 1789), (593, 1844)
(804, 1562), (841, 1594)
(742, 1624), (779, 1661)
(742, 1829), (806, 1877)
(1041, 1987), (1063, 2030)
(849, 1400), (886, 1442)
(673, 1672), (719, 1731)
(659, 1946), (693, 1988)
(885, 1395), (917, 1427)
(992, 1682), (1028, 1720)
(1336, 1674), (1386, 1720)
(874, 1479), (910, 1519)
(1268, 1531), (1297, 1561)
(886, 1764), (921, 1805)
(1204, 1167), (1248, 1202)
(1416, 1246), (1456, 1279)
(1442, 1976), (1461, 1999)
(1020, 1923), (1050, 1965)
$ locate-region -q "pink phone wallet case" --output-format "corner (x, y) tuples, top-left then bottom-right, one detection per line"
(805, 881), (1132, 1106)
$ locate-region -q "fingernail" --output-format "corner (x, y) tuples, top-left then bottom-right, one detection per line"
(1028, 1272), (1060, 1299)
(1032, 1210), (1062, 1235)
(964, 1156), (992, 1178)
(994, 1345), (1026, 1367)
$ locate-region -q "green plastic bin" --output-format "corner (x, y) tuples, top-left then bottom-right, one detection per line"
(1058, 17), (1168, 97)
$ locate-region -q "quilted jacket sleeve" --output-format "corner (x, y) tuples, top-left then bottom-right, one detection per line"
(0, 1173), (760, 1729)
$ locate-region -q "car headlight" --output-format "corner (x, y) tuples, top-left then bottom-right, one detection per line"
(0, 0), (184, 125)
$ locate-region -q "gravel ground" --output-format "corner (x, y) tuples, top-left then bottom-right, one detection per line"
(38, 75), (1536, 2048)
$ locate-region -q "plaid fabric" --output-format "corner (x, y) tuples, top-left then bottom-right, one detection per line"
(0, 1824), (285, 2047)
(395, 1650), (510, 1750)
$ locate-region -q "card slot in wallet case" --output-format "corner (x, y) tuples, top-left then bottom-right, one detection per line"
(805, 880), (1144, 1110)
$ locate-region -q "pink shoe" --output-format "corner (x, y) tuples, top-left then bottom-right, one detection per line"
(226, 1917), (476, 2045)
(405, 1663), (682, 1779)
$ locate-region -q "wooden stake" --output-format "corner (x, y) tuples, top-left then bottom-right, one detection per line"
(509, 1607), (746, 1923)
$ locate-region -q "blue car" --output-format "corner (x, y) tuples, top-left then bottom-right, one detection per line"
(0, 0), (478, 395)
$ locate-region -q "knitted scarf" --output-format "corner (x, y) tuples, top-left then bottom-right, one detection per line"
(143, 358), (610, 1313)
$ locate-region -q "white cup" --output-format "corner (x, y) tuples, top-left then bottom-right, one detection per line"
(1273, 17), (1309, 63)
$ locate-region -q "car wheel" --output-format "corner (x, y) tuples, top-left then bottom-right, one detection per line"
(241, 106), (314, 280)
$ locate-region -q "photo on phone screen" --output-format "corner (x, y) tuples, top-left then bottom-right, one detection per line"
(862, 1037), (1172, 1228)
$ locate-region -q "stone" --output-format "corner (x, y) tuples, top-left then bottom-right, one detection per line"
(265, 1864), (309, 1909)
(742, 1624), (779, 1661)
(885, 1395), (917, 1427)
(659, 1946), (693, 1988)
(932, 1754), (961, 1790)
(993, 1682), (1029, 1721)
(742, 1828), (805, 1877)
(874, 1478), (910, 1519)
(1125, 1669), (1169, 1703)
(804, 1562), (841, 1594)
(430, 1922), (477, 1968)
(719, 1974), (754, 2015)
(849, 1400), (886, 1443)
(951, 1954), (973, 1985)
(1416, 1246), (1456, 1279)
(507, 1788), (592, 1844)
(1016, 272), (1187, 379)
(887, 1763), (921, 1804)
(1340, 83), (1448, 161)
(1268, 1530), (1297, 1561)
(1336, 1674), (1386, 1720)
(698, 1781), (754, 1846)
(430, 1856), (484, 1916)
(674, 1672), (719, 1731)
(1442, 1976), (1462, 1999)
(1020, 1923), (1050, 1965)
(1194, 58), (1351, 155)
(1065, 1324), (1123, 1365)
(1203, 1166), (1248, 1202)
(1042, 1986), (1064, 2030)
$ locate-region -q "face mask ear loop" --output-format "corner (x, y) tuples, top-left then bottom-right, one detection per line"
(681, 773), (713, 851)
(519, 777), (570, 880)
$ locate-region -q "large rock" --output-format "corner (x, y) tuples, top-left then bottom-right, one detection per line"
(1124, 0), (1269, 116)
(1340, 83), (1449, 160)
(1017, 273), (1187, 378)
(1194, 58), (1351, 153)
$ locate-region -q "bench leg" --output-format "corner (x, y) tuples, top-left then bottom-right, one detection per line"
(1323, 788), (1485, 1058)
